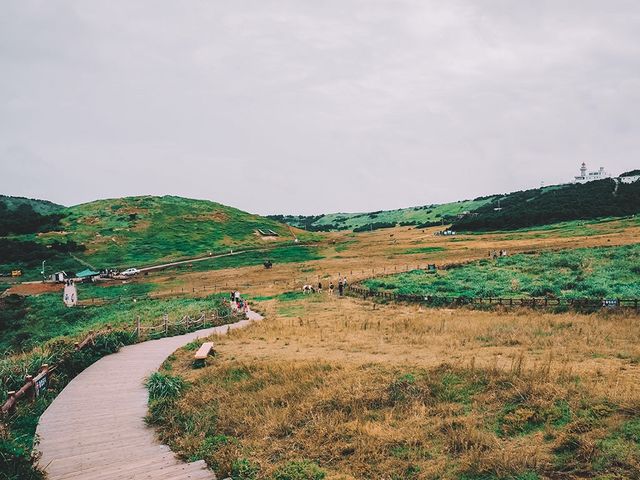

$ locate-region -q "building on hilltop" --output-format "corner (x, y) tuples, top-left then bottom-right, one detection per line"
(619, 170), (640, 184)
(573, 163), (611, 184)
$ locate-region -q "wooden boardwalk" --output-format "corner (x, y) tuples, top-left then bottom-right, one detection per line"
(35, 311), (263, 480)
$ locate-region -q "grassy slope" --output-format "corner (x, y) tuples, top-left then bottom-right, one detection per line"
(0, 288), (228, 354)
(1, 195), (310, 277)
(277, 198), (495, 231)
(452, 178), (640, 232)
(318, 198), (495, 228)
(364, 244), (640, 299)
(276, 176), (640, 233)
(63, 196), (300, 268)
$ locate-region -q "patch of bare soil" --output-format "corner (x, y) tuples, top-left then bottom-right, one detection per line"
(6, 282), (63, 296)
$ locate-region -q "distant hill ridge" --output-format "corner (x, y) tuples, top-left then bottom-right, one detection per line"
(271, 173), (640, 232)
(0, 195), (63, 215)
(268, 197), (496, 232)
(452, 177), (640, 231)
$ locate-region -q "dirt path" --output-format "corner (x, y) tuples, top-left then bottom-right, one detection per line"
(35, 310), (263, 480)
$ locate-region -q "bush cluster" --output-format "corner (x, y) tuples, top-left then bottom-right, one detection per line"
(0, 202), (63, 236)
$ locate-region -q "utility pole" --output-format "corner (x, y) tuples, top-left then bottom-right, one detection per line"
(41, 260), (46, 280)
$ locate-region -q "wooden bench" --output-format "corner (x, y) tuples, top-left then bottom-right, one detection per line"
(193, 342), (215, 368)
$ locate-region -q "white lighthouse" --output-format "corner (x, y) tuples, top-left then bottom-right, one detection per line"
(573, 163), (611, 184)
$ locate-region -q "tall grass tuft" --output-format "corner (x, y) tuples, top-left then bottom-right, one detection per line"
(145, 372), (187, 401)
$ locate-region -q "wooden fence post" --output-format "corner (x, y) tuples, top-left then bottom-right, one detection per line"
(6, 391), (16, 413)
(25, 375), (35, 402)
(136, 316), (141, 341)
(164, 314), (168, 335)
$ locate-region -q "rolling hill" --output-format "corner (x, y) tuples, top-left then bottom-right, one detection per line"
(271, 175), (640, 233)
(452, 178), (640, 231)
(269, 197), (496, 231)
(0, 195), (305, 279)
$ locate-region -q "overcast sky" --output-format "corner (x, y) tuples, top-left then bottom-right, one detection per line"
(1, 1), (639, 215)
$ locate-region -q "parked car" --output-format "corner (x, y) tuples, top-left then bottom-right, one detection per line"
(121, 268), (140, 276)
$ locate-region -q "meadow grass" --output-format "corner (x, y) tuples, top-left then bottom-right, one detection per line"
(468, 215), (640, 240)
(364, 244), (640, 299)
(162, 245), (323, 275)
(156, 295), (640, 479)
(398, 246), (446, 255)
(0, 293), (239, 480)
(0, 289), (229, 354)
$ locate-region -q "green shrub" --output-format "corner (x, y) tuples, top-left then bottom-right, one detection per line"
(145, 372), (187, 401)
(0, 439), (44, 480)
(231, 458), (260, 480)
(272, 460), (326, 480)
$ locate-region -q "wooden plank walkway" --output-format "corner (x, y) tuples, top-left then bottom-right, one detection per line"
(35, 310), (263, 480)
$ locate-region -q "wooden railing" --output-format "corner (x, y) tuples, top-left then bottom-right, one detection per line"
(1, 364), (53, 415)
(347, 284), (640, 311)
(1, 306), (242, 416)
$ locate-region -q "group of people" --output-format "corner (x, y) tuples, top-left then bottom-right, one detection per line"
(303, 276), (348, 296)
(230, 290), (249, 312)
(489, 250), (508, 259)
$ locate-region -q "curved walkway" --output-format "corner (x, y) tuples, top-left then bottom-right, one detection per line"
(35, 310), (263, 480)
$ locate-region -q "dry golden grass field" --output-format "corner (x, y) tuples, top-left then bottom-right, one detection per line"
(143, 219), (640, 480)
(147, 217), (640, 298)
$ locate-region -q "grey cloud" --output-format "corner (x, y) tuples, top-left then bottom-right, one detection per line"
(1, 1), (639, 214)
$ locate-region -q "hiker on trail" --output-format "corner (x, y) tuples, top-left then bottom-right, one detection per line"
(338, 279), (344, 296)
(329, 282), (334, 295)
(318, 281), (322, 292)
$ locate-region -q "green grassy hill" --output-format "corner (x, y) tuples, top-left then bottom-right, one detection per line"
(269, 197), (496, 231)
(0, 195), (304, 279)
(452, 178), (640, 232)
(272, 174), (640, 232)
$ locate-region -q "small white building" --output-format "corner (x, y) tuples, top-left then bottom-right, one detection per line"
(50, 271), (66, 283)
(573, 163), (611, 184)
(619, 170), (640, 184)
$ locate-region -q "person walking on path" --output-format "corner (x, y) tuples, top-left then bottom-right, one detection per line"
(318, 281), (323, 292)
(338, 279), (344, 296)
(329, 281), (334, 295)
